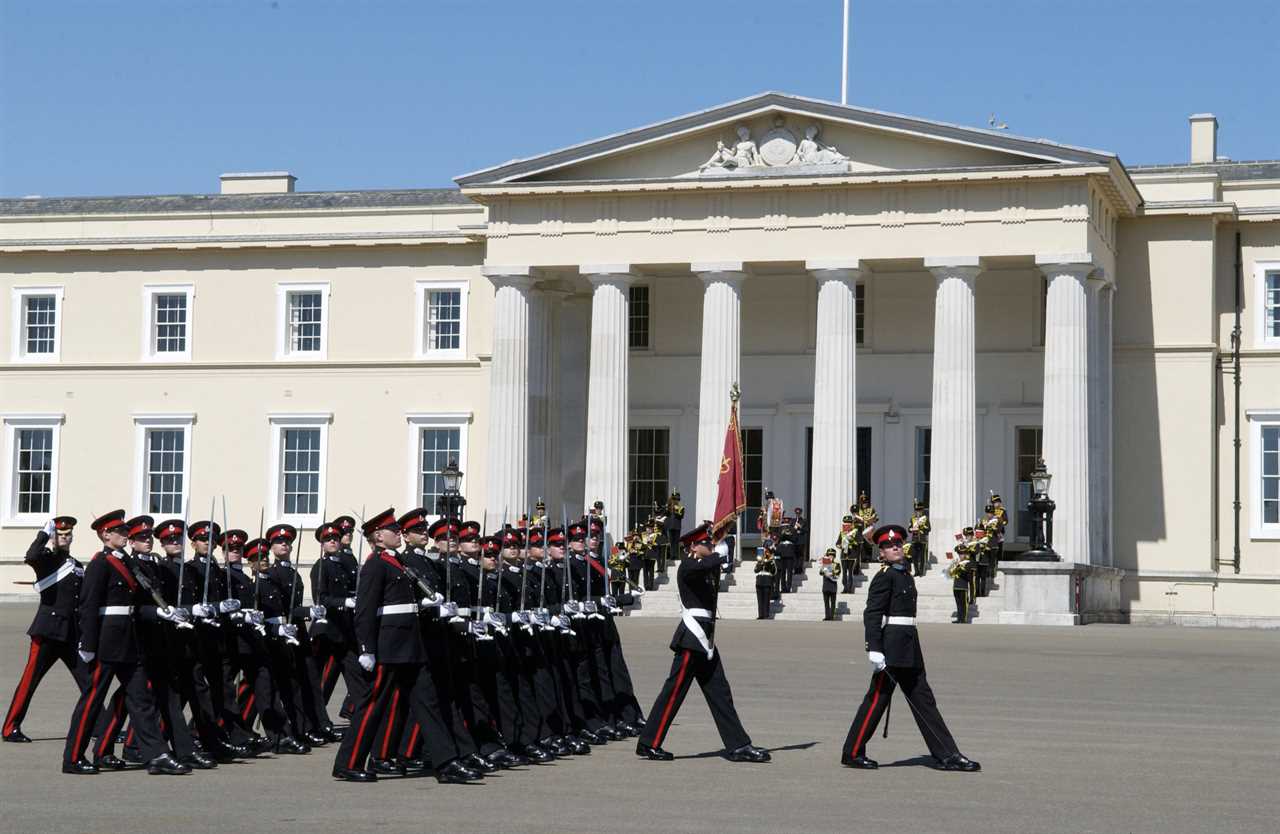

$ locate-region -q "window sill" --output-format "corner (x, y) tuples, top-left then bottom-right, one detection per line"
(1, 518), (45, 529)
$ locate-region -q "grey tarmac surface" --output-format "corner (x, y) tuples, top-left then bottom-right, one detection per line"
(0, 602), (1276, 834)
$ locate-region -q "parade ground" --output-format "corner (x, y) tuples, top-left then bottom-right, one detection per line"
(0, 604), (1276, 834)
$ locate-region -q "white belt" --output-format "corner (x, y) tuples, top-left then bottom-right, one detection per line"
(265, 616), (285, 624)
(884, 616), (916, 626)
(376, 603), (417, 616)
(680, 607), (714, 659)
(35, 559), (78, 593)
(100, 606), (134, 616)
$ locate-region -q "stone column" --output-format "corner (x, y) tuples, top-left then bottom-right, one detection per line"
(580, 265), (633, 544)
(925, 257), (981, 561)
(1086, 275), (1105, 566)
(693, 263), (745, 524)
(1099, 282), (1115, 567)
(805, 259), (861, 560)
(482, 266), (535, 521)
(1037, 256), (1096, 564)
(527, 288), (552, 510)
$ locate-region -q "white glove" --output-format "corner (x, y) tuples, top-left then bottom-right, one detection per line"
(309, 605), (326, 621)
(418, 598), (437, 612)
(43, 518), (56, 536)
(158, 606), (186, 623)
(358, 653), (375, 672)
(218, 598), (241, 614)
(245, 609), (264, 626)
(192, 603), (216, 619)
(431, 592), (445, 605)
(343, 597), (356, 610)
(78, 649), (95, 663)
(279, 623), (298, 640)
(868, 651), (887, 671)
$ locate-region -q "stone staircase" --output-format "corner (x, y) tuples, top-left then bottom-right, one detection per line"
(622, 560), (1006, 624)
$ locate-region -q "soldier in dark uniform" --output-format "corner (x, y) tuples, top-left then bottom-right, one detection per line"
(792, 508), (810, 566)
(310, 521), (362, 711)
(583, 514), (645, 736)
(841, 523), (979, 772)
(752, 547), (776, 620)
(63, 510), (189, 775)
(331, 508), (483, 784)
(662, 491), (684, 574)
(636, 523), (770, 763)
(775, 523), (798, 594)
(819, 547), (841, 621)
(5, 516), (87, 743)
(950, 528), (978, 624)
(538, 527), (594, 754)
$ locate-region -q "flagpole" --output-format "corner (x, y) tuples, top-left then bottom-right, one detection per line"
(841, 0), (850, 105)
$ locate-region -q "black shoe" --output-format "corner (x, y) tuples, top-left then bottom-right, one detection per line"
(369, 756), (404, 775)
(727, 744), (771, 763)
(321, 725), (344, 743)
(181, 752), (218, 770)
(332, 766), (377, 782)
(841, 754), (879, 769)
(302, 731), (329, 747)
(62, 758), (99, 774)
(565, 736), (591, 755)
(147, 753), (192, 775)
(616, 722), (641, 738)
(936, 754), (981, 772)
(579, 729), (606, 745)
(543, 737), (571, 757)
(246, 735), (271, 756)
(635, 742), (673, 761)
(600, 725), (626, 741)
(123, 748), (144, 764)
(274, 736), (310, 755)
(94, 753), (127, 771)
(487, 749), (527, 769)
(436, 760), (483, 784)
(463, 752), (500, 773)
(220, 741), (250, 758)
(401, 757), (429, 773)
(521, 744), (554, 763)
(3, 727), (31, 743)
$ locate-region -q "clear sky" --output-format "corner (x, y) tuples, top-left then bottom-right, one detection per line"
(1, 0), (1276, 197)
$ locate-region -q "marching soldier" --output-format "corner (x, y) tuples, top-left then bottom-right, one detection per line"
(310, 522), (363, 717)
(836, 514), (862, 593)
(819, 548), (841, 621)
(852, 491), (879, 567)
(63, 510), (189, 775)
(332, 509), (483, 784)
(5, 516), (87, 743)
(753, 546), (776, 619)
(949, 528), (978, 624)
(908, 500), (931, 576)
(636, 523), (770, 763)
(841, 523), (980, 772)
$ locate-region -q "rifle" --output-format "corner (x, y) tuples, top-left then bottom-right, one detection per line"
(253, 507), (264, 611)
(518, 504), (531, 614)
(176, 492), (191, 616)
(197, 497), (219, 628)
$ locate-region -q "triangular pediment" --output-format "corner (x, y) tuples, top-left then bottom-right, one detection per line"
(456, 92), (1117, 187)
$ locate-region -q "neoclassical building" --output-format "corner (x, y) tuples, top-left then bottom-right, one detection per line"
(2, 93), (1277, 625)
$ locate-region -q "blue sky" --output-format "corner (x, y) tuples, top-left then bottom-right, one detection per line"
(1, 0), (1276, 197)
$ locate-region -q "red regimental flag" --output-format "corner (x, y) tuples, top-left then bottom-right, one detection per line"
(712, 393), (747, 538)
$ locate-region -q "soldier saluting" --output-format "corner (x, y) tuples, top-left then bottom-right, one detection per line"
(841, 524), (979, 772)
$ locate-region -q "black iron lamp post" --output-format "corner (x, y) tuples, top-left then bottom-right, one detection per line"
(1021, 458), (1059, 561)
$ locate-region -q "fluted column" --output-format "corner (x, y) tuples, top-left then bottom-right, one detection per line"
(581, 265), (633, 544)
(1038, 256), (1096, 564)
(1099, 281), (1115, 567)
(806, 259), (861, 560)
(482, 267), (535, 520)
(527, 288), (551, 509)
(1086, 275), (1105, 566)
(925, 258), (981, 560)
(693, 263), (745, 524)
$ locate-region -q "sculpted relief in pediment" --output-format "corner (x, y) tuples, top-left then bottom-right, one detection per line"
(694, 117), (849, 177)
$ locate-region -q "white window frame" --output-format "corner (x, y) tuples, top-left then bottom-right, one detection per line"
(628, 283), (653, 353)
(275, 282), (331, 360)
(1248, 409), (1280, 540)
(268, 413), (331, 528)
(405, 412), (471, 519)
(10, 286), (64, 363)
(2, 413), (64, 527)
(414, 279), (469, 360)
(1256, 261), (1280, 348)
(141, 284), (195, 361)
(131, 414), (195, 516)
(1012, 422), (1045, 543)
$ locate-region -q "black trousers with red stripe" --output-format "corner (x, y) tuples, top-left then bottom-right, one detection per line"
(842, 666), (959, 761)
(334, 662), (459, 773)
(64, 660), (166, 766)
(639, 648), (751, 752)
(4, 636), (88, 736)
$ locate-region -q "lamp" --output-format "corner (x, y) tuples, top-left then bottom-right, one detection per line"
(440, 460), (461, 493)
(1021, 458), (1059, 562)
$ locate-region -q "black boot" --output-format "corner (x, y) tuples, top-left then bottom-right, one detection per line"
(936, 754), (981, 772)
(146, 753), (192, 775)
(726, 744), (771, 763)
(841, 754), (879, 769)
(62, 758), (98, 775)
(3, 727), (31, 743)
(332, 766), (377, 782)
(435, 759), (484, 784)
(635, 742), (673, 761)
(93, 753), (127, 771)
(180, 751), (218, 770)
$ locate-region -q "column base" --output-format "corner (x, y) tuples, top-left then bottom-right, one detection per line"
(996, 562), (1127, 627)
(1019, 549), (1061, 562)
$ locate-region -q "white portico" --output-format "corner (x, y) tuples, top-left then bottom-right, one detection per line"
(461, 93), (1136, 565)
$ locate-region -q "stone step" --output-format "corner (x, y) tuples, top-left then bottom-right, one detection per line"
(622, 594), (1005, 624)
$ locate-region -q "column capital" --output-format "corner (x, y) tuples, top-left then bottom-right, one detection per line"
(924, 256), (982, 283)
(482, 265), (537, 291)
(1035, 254), (1098, 281)
(691, 261), (746, 285)
(805, 259), (864, 283)
(579, 264), (635, 287)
